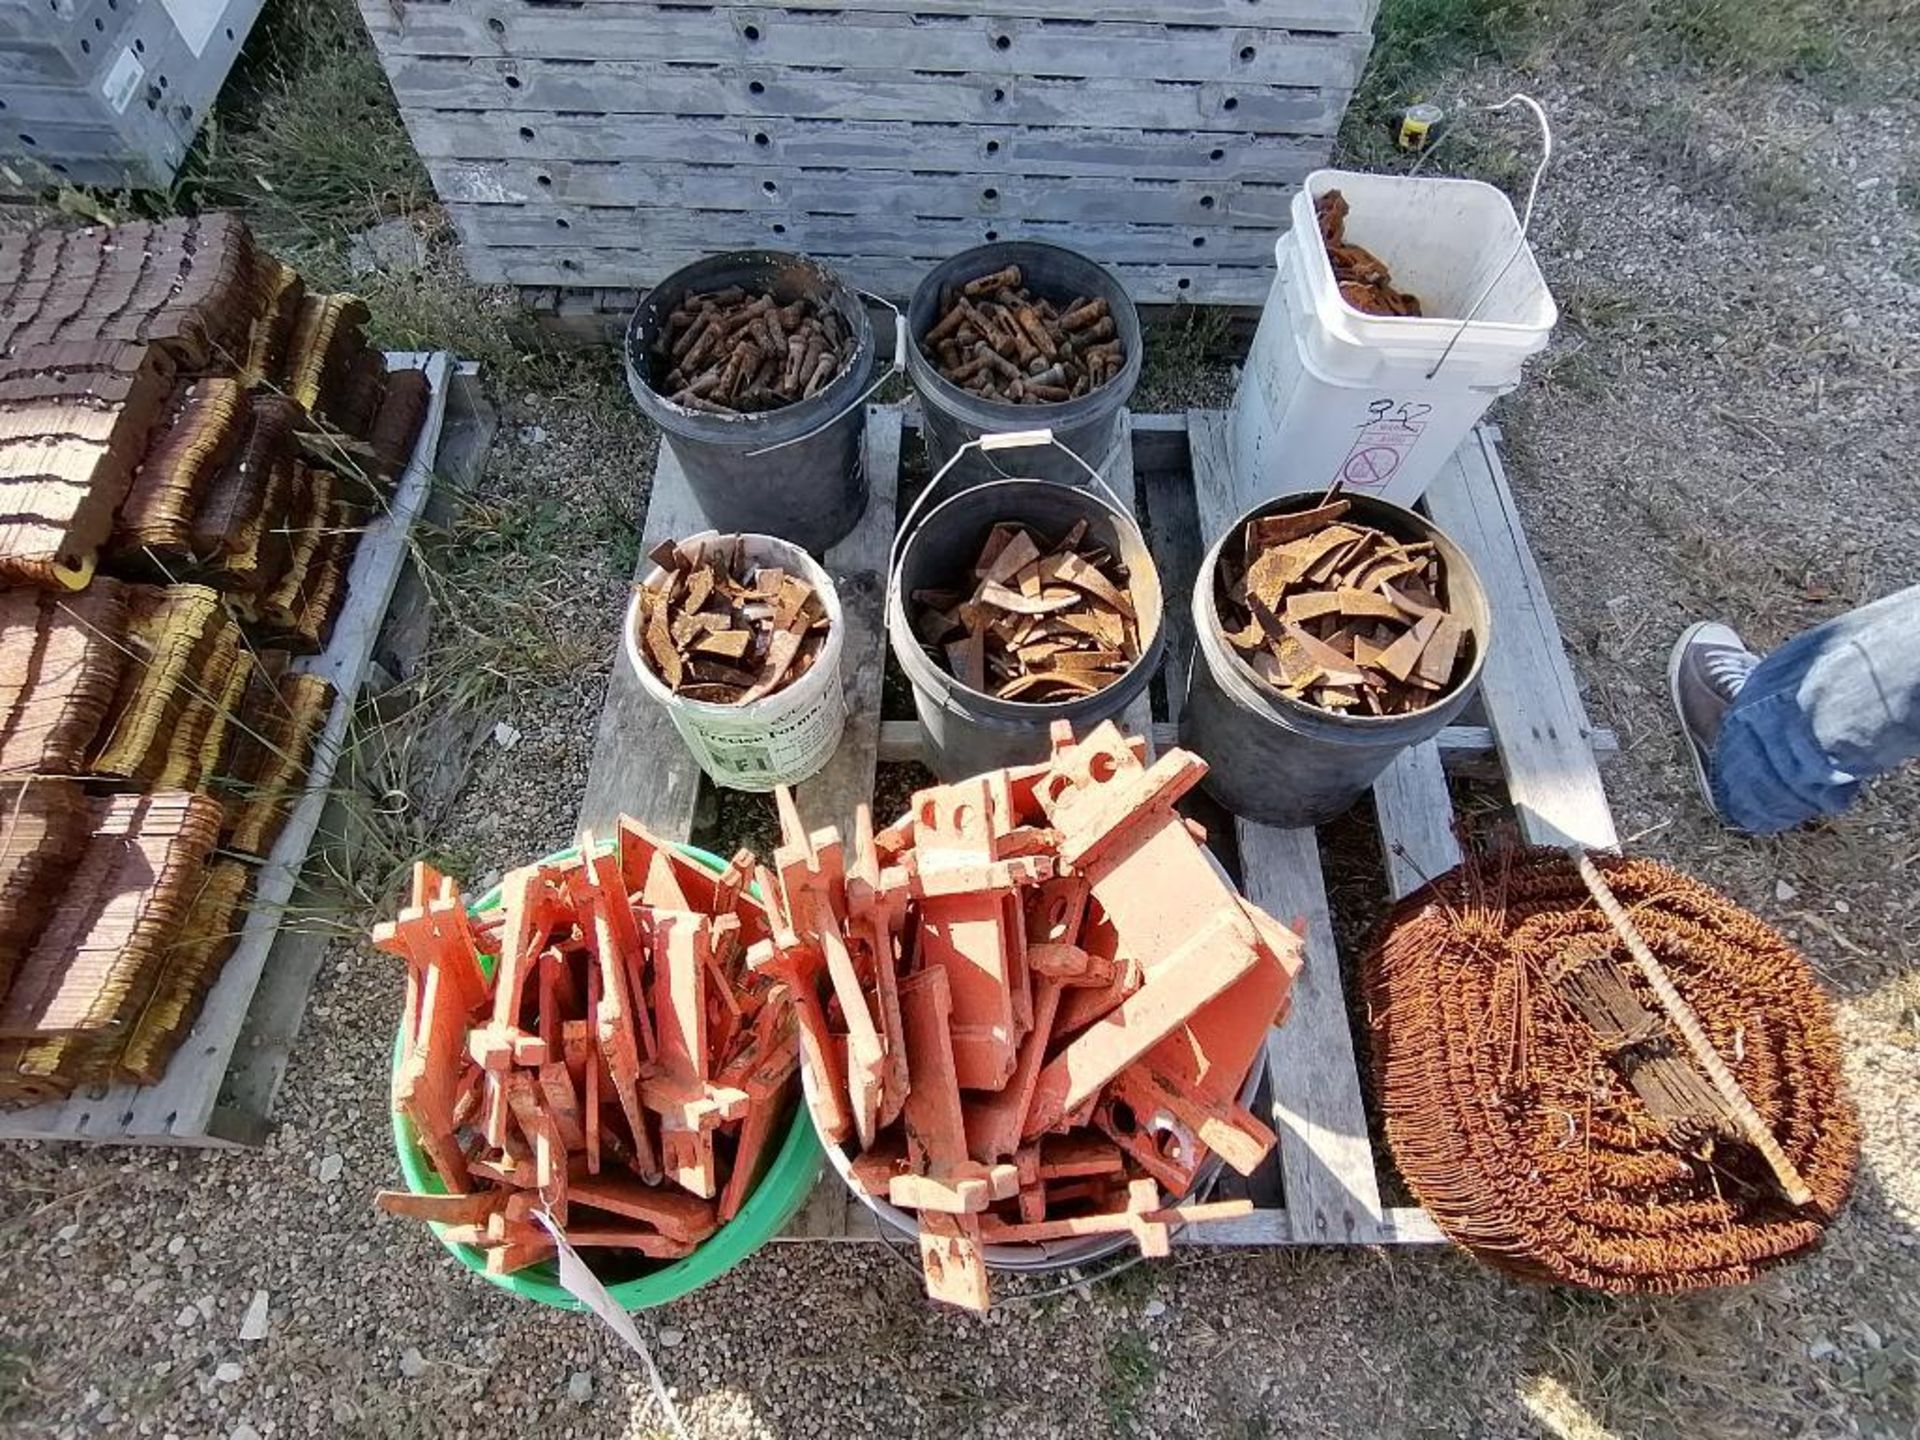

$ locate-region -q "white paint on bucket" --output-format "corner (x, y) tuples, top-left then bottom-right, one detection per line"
(624, 531), (846, 792)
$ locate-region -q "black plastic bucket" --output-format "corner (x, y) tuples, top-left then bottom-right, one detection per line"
(886, 436), (1165, 779)
(1180, 492), (1491, 825)
(906, 242), (1142, 486)
(625, 251), (876, 553)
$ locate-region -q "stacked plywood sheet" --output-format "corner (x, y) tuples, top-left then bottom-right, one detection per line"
(0, 213), (430, 1106)
(356, 0), (1378, 302)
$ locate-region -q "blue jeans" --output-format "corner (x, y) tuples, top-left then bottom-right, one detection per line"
(1712, 584), (1920, 833)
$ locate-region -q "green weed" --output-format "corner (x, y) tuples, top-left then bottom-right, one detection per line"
(177, 0), (425, 249)
(1101, 1332), (1159, 1432)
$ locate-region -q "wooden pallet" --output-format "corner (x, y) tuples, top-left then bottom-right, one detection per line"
(0, 353), (462, 1147)
(576, 405), (1619, 1244)
(356, 0), (1375, 301)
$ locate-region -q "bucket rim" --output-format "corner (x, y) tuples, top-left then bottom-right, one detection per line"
(1198, 489), (1490, 729)
(904, 240), (1143, 420)
(887, 477), (1166, 712)
(625, 530), (845, 718)
(624, 248), (874, 428)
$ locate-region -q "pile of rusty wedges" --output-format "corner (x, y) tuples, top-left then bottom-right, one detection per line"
(759, 720), (1303, 1309)
(372, 819), (797, 1274)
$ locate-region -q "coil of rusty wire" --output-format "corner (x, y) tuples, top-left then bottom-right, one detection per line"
(1363, 848), (1858, 1292)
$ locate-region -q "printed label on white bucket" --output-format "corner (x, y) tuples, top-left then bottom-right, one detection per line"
(1336, 402), (1431, 492)
(669, 681), (846, 790)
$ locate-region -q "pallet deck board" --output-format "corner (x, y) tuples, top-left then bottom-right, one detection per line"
(576, 442), (715, 840)
(568, 409), (901, 1240)
(1424, 431), (1618, 852)
(0, 352), (456, 1146)
(1183, 407), (1387, 1244)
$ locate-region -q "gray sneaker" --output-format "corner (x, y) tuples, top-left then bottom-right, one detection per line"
(1668, 620), (1760, 822)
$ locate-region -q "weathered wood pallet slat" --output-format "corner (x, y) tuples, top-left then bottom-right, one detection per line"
(403, 112), (1324, 182)
(447, 204), (1283, 267)
(0, 352), (456, 1146)
(475, 251), (1273, 305)
(572, 411), (901, 1237)
(430, 161), (1307, 228)
(389, 59), (1350, 136)
(1425, 431), (1618, 851)
(413, 0), (1377, 26)
(363, 4), (1373, 86)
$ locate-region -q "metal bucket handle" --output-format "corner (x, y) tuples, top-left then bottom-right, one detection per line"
(886, 427), (1129, 612)
(743, 289), (908, 458)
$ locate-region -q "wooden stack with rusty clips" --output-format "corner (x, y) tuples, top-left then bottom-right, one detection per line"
(759, 720), (1301, 1309)
(0, 213), (432, 1107)
(372, 819), (800, 1273)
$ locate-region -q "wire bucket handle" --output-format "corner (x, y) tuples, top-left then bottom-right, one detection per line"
(886, 427), (1126, 610)
(1424, 93), (1553, 381)
(744, 288), (907, 459)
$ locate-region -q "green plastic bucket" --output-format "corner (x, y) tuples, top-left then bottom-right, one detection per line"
(389, 842), (824, 1311)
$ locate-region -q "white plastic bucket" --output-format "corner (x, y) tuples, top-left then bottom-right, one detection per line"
(623, 530), (846, 791)
(1230, 168), (1557, 506)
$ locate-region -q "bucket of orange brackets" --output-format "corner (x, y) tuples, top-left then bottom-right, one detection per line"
(382, 831), (824, 1312)
(764, 721), (1303, 1308)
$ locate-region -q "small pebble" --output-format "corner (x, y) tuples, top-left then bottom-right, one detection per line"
(167, 1236), (187, 1256)
(567, 1372), (593, 1404)
(215, 1363), (244, 1385)
(318, 1154), (344, 1185)
(1776, 879), (1799, 902)
(239, 1290), (270, 1343)
(1142, 1299), (1167, 1319)
(656, 1328), (685, 1349)
(399, 1348), (427, 1379)
(175, 1306), (200, 1330)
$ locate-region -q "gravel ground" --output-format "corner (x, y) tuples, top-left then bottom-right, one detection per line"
(4, 43), (1919, 1440)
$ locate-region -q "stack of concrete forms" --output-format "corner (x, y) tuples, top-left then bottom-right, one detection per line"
(0, 0), (265, 190)
(357, 0), (1379, 304)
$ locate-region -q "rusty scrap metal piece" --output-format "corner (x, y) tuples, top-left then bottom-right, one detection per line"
(1220, 499), (1471, 716)
(636, 535), (829, 704)
(1316, 190), (1424, 318)
(653, 286), (854, 413)
(925, 268), (1126, 402)
(916, 521), (1141, 703)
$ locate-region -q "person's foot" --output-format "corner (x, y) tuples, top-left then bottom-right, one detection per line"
(1669, 620), (1760, 822)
